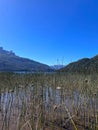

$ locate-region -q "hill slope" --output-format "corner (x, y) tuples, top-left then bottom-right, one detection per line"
(0, 47), (52, 72)
(59, 55), (98, 74)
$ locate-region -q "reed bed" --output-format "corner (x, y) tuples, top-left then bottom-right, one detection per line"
(0, 72), (98, 130)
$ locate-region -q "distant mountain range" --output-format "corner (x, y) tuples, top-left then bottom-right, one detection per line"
(0, 47), (53, 72)
(50, 65), (65, 70)
(59, 55), (98, 74)
(1, 47), (98, 74)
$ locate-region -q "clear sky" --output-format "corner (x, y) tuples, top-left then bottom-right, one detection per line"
(0, 0), (98, 65)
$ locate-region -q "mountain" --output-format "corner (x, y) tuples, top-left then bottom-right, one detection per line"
(0, 47), (53, 72)
(50, 65), (65, 70)
(59, 55), (98, 74)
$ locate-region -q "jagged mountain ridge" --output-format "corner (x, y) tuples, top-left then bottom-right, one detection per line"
(0, 47), (52, 72)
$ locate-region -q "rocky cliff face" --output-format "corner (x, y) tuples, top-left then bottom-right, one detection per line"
(0, 47), (53, 72)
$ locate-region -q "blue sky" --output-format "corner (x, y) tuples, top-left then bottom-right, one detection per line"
(0, 0), (98, 65)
